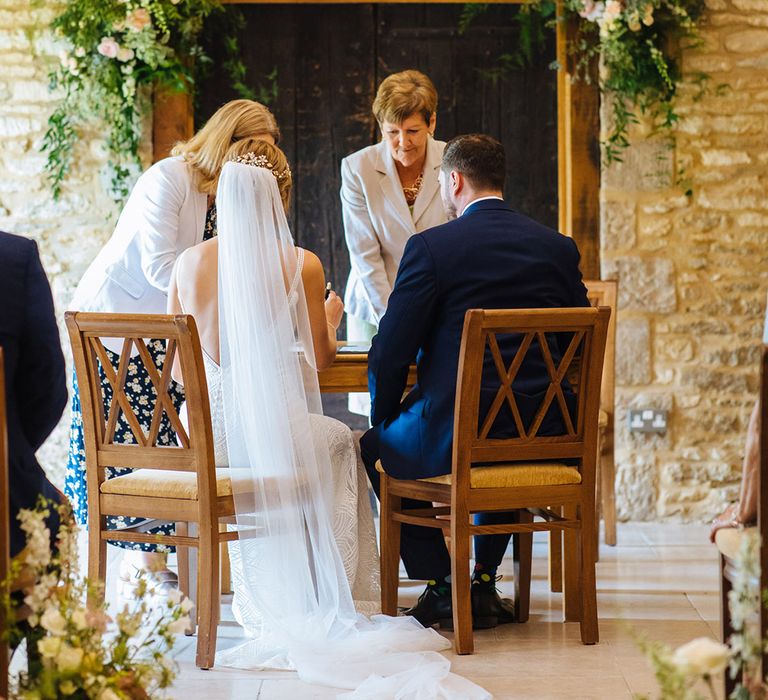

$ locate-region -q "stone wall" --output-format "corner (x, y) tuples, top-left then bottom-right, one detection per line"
(0, 0), (120, 487)
(601, 0), (768, 520)
(1, 0), (766, 520)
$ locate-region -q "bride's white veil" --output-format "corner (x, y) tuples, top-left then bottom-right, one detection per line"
(215, 160), (489, 699)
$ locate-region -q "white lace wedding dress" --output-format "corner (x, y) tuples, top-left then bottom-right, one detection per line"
(183, 253), (380, 616)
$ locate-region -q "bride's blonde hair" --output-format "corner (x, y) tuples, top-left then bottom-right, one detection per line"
(172, 99), (280, 195)
(224, 138), (293, 212)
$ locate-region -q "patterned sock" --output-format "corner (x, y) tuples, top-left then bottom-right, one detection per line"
(427, 576), (452, 596)
(472, 563), (497, 587)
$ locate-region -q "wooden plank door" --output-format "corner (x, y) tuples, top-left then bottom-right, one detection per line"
(195, 4), (558, 305)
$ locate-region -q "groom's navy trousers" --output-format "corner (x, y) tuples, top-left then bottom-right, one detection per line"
(362, 199), (589, 581)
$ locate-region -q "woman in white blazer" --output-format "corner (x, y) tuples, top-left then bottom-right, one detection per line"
(341, 70), (448, 414)
(66, 99), (280, 591)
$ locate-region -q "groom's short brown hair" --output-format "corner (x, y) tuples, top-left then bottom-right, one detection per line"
(441, 134), (506, 192)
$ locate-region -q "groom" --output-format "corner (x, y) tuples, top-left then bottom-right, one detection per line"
(360, 133), (590, 628)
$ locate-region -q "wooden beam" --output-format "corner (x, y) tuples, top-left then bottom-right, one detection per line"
(556, 3), (601, 279)
(152, 86), (194, 163)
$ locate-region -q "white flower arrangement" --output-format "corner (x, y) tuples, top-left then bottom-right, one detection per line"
(2, 501), (191, 700)
(636, 531), (768, 700)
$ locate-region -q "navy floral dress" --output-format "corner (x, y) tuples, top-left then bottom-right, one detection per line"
(64, 203), (217, 552)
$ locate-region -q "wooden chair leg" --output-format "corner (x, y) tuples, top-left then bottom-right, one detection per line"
(380, 474), (401, 617)
(88, 518), (107, 605)
(579, 503), (599, 644)
(513, 510), (532, 623)
(219, 523), (232, 595)
(562, 505), (581, 623)
(601, 439), (617, 547)
(195, 525), (220, 670)
(451, 504), (473, 655)
(175, 522), (195, 636)
(549, 506), (563, 593)
(595, 441), (602, 562)
(721, 554), (738, 697)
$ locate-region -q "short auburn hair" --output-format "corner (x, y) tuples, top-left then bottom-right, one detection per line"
(372, 70), (438, 126)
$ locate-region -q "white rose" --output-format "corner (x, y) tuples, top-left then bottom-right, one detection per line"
(71, 609), (87, 630)
(38, 635), (62, 659)
(56, 644), (84, 672)
(40, 606), (67, 636)
(672, 637), (731, 676)
(166, 588), (182, 606)
(98, 689), (122, 700)
(167, 615), (191, 634)
(116, 46), (134, 62)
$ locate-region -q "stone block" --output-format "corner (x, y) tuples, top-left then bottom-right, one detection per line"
(616, 317), (651, 385)
(735, 54), (768, 69)
(700, 149), (752, 166)
(604, 256), (677, 313)
(656, 336), (696, 362)
(725, 29), (768, 52)
(732, 0), (768, 9)
(615, 454), (658, 521)
(0, 29), (29, 51)
(710, 12), (768, 27)
(708, 115), (766, 135)
(679, 366), (756, 393)
(698, 176), (766, 210)
(600, 200), (636, 251)
(602, 140), (675, 191)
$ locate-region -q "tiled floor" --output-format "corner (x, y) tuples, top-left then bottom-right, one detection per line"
(167, 522), (722, 699)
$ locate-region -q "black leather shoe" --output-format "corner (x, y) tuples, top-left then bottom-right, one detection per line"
(403, 584), (454, 630)
(471, 579), (516, 629)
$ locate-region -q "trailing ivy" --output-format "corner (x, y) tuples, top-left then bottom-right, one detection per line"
(42, 0), (269, 202)
(461, 0), (706, 164)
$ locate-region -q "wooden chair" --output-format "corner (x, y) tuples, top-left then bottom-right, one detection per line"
(65, 312), (241, 670)
(587, 280), (618, 547)
(0, 348), (9, 698)
(715, 344), (768, 697)
(379, 307), (610, 654)
(548, 281), (617, 591)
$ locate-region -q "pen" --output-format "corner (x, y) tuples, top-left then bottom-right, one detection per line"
(325, 282), (332, 300)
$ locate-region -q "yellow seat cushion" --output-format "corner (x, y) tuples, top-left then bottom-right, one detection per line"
(99, 468), (252, 500)
(598, 409), (609, 429)
(715, 525), (757, 560)
(375, 460), (581, 488)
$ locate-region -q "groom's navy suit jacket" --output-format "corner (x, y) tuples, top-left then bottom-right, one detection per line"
(368, 199), (590, 480)
(0, 231), (66, 557)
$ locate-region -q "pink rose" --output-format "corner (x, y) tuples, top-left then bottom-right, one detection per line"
(97, 37), (119, 59)
(126, 8), (151, 31)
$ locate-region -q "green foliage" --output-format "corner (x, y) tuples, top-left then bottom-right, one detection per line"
(461, 0), (707, 165)
(41, 0), (232, 202)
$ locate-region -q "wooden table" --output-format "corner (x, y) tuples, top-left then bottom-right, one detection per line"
(317, 343), (416, 393)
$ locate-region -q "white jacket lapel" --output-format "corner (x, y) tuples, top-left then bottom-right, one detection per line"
(194, 190), (207, 244)
(375, 141), (415, 234)
(412, 137), (443, 226)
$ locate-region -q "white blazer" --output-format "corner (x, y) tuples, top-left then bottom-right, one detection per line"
(341, 137), (447, 325)
(71, 157), (207, 318)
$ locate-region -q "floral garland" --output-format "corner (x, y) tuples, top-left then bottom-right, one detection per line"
(461, 0), (706, 164)
(43, 0), (225, 201)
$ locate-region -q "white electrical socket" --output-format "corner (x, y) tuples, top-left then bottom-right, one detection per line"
(628, 409), (668, 434)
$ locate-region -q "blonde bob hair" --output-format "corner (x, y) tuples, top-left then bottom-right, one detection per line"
(372, 70), (438, 127)
(223, 137), (293, 212)
(172, 99), (280, 195)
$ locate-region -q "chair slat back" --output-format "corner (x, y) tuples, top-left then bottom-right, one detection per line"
(452, 308), (610, 485)
(585, 280), (617, 420)
(65, 312), (215, 477)
(0, 348), (8, 699)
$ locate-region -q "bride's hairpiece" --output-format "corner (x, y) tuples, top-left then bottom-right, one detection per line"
(233, 152), (291, 181)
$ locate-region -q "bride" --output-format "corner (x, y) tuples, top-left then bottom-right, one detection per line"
(168, 138), (489, 698)
(168, 138), (379, 614)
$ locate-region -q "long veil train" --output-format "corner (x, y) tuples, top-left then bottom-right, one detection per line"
(215, 162), (489, 699)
